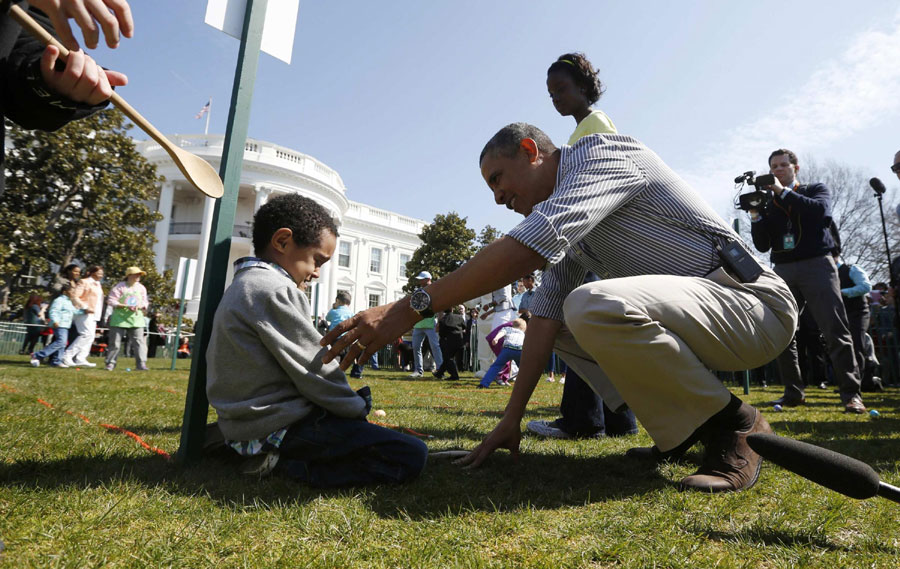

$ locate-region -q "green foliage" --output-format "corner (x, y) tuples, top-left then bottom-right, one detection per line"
(0, 109), (178, 315)
(404, 212), (477, 293)
(477, 224), (502, 250)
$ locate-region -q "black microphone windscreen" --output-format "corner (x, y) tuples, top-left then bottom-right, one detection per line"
(870, 177), (887, 194)
(747, 433), (880, 499)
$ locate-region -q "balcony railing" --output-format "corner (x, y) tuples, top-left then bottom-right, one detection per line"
(169, 223), (251, 239)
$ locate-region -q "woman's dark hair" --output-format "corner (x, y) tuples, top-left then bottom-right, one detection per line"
(518, 309), (532, 322)
(25, 294), (43, 309)
(547, 52), (605, 105)
(84, 265), (103, 277)
(61, 263), (81, 278)
(252, 194), (339, 255)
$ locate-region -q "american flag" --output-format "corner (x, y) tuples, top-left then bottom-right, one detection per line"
(195, 99), (210, 119)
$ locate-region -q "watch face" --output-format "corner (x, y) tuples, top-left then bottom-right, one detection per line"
(410, 290), (431, 312)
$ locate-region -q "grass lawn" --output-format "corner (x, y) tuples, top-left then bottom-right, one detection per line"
(1, 355), (898, 568)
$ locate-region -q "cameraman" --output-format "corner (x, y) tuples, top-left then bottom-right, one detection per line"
(749, 148), (865, 413)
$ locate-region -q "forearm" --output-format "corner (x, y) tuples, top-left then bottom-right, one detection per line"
(502, 316), (562, 420)
(426, 237), (545, 314)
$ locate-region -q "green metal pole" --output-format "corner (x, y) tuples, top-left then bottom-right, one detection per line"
(170, 265), (191, 371)
(177, 0), (268, 465)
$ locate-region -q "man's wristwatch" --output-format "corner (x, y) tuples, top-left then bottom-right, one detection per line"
(410, 288), (434, 318)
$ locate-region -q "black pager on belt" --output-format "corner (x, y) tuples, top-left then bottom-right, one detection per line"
(718, 240), (763, 283)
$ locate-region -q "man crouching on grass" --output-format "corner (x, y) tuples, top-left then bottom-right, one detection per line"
(206, 194), (427, 486)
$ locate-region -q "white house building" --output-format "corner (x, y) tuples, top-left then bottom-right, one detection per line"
(138, 134), (426, 320)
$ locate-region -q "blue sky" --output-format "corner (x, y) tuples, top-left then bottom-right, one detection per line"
(89, 0), (900, 234)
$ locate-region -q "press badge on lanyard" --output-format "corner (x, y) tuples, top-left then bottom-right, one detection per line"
(783, 222), (796, 250)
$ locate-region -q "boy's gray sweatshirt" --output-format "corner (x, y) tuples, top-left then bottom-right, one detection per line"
(206, 264), (366, 441)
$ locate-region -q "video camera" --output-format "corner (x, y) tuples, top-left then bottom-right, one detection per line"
(734, 171), (776, 211)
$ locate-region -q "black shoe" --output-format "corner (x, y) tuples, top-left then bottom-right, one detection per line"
(765, 395), (805, 407)
(432, 371), (444, 379)
(625, 445), (687, 463)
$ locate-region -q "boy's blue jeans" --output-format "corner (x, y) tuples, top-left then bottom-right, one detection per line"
(33, 327), (68, 365)
(479, 346), (522, 387)
(275, 409), (428, 487)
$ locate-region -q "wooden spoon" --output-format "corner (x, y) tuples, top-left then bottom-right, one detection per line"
(10, 5), (225, 199)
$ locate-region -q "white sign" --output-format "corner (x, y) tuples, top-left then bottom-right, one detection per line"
(174, 258), (198, 300)
(205, 0), (300, 64)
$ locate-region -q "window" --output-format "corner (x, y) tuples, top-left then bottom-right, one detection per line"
(399, 253), (410, 279)
(369, 247), (382, 273)
(368, 293), (381, 308)
(338, 241), (351, 268)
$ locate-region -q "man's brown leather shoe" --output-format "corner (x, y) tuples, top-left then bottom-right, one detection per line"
(680, 405), (773, 493)
(843, 395), (866, 414)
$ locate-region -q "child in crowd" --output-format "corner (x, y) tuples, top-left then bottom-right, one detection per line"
(478, 316), (528, 388)
(30, 284), (80, 367)
(206, 193), (427, 486)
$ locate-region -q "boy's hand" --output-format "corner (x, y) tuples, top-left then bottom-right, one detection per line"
(356, 386), (372, 414)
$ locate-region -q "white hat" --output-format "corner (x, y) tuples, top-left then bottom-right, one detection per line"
(415, 271), (432, 280)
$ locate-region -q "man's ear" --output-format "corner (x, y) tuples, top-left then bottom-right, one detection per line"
(520, 138), (540, 163)
(270, 228), (293, 253)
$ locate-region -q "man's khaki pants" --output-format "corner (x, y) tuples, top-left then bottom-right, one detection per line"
(555, 267), (797, 451)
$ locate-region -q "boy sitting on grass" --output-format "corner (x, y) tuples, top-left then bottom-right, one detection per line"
(206, 194), (428, 486)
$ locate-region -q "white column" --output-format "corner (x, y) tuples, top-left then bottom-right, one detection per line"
(193, 196), (216, 299)
(253, 184), (272, 213)
(354, 237), (367, 312)
(152, 181), (174, 272)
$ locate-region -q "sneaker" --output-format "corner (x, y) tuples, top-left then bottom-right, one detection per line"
(526, 420), (572, 439)
(60, 356), (75, 367)
(408, 371), (423, 378)
(51, 362), (69, 368)
(75, 360), (97, 368)
(30, 356), (40, 367)
(559, 377), (566, 385)
(105, 364), (115, 371)
(843, 395), (866, 414)
(432, 371), (444, 379)
(240, 452), (280, 477)
(546, 376), (555, 382)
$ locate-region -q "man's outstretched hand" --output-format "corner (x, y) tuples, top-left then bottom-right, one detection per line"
(319, 300), (419, 370)
(454, 414), (522, 469)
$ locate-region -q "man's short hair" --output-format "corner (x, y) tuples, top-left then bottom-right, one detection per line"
(479, 123), (558, 165)
(252, 193), (338, 255)
(336, 291), (351, 305)
(769, 148), (798, 167)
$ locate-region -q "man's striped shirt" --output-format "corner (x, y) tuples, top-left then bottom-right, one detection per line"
(506, 134), (740, 322)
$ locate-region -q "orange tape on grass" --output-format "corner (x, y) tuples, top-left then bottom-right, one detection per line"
(2, 385), (171, 459)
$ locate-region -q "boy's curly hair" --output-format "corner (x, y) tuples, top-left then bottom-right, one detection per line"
(252, 193), (338, 254)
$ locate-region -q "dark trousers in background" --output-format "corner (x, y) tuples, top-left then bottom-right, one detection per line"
(555, 368), (638, 437)
(795, 305), (828, 386)
(274, 409), (428, 487)
(774, 255), (861, 402)
(437, 334), (464, 379)
(845, 305), (870, 381)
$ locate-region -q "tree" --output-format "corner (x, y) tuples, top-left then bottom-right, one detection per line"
(403, 212), (476, 293)
(477, 224), (502, 249)
(0, 109), (175, 315)
(803, 158), (900, 282)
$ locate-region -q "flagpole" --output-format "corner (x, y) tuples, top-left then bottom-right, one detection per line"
(205, 97), (212, 135)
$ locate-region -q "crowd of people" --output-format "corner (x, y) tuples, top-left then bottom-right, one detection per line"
(18, 263), (177, 371)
